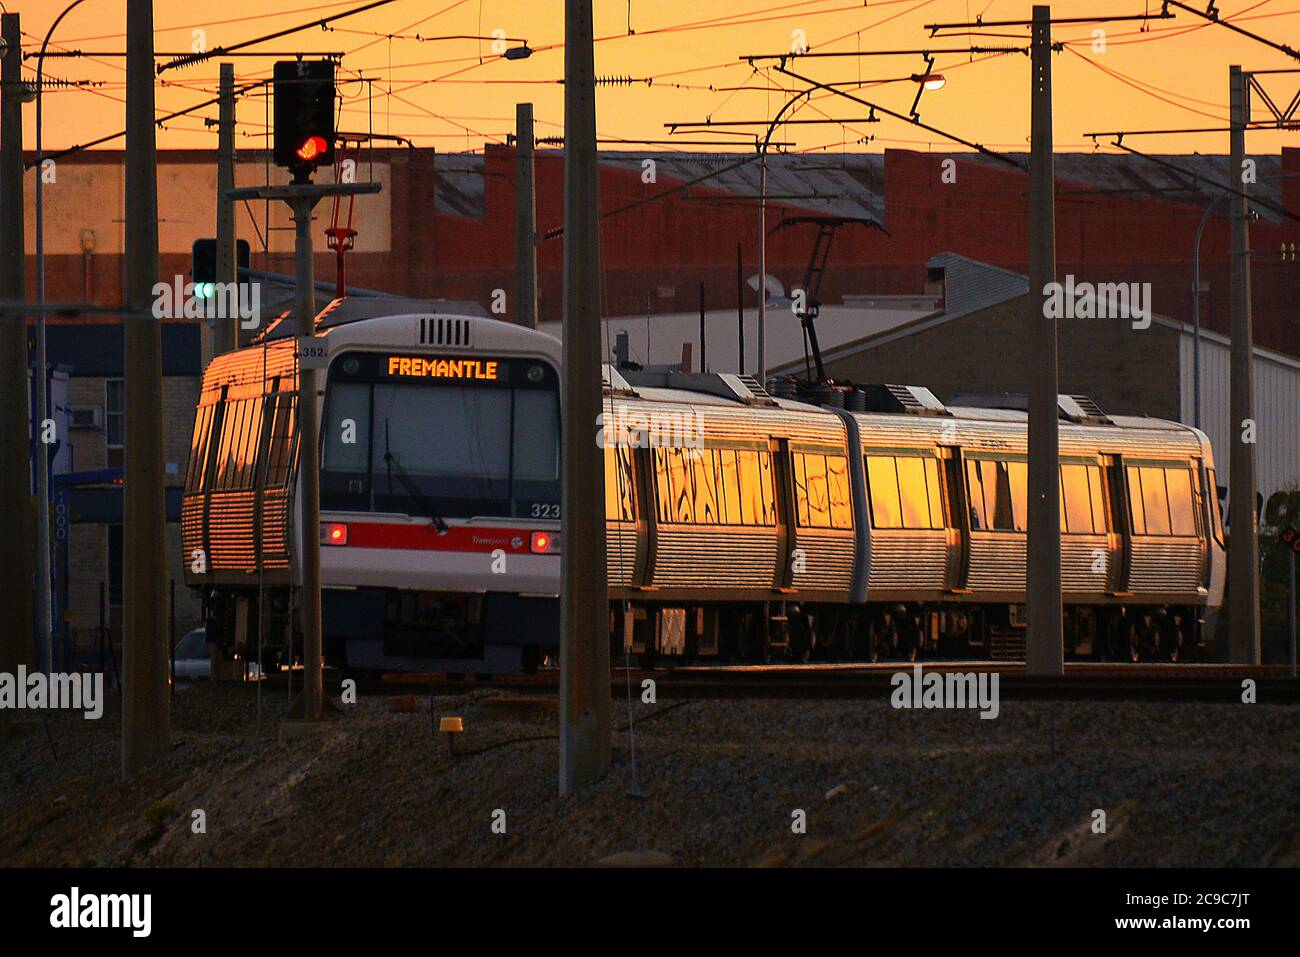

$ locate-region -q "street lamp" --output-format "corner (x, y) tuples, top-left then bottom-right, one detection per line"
(914, 72), (947, 91)
(1190, 192), (1228, 431)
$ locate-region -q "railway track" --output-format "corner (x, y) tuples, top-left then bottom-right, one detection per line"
(295, 661), (1300, 703)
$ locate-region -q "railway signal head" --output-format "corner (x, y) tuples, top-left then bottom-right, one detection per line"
(273, 59), (336, 181)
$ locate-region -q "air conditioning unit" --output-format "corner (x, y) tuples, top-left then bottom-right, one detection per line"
(68, 406), (102, 429)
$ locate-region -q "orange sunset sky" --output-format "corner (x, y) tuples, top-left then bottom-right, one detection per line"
(8, 0), (1299, 158)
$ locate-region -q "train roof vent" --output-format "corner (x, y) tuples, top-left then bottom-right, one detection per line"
(601, 364), (637, 395)
(419, 315), (473, 348)
(1058, 394), (1112, 425)
(615, 370), (779, 406)
(723, 373), (779, 406)
(859, 383), (950, 416)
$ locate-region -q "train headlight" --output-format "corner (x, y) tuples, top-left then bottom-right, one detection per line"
(530, 531), (559, 554)
(527, 364), (545, 384)
(322, 522), (348, 546)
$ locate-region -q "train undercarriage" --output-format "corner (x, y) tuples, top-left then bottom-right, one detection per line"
(613, 599), (1207, 666)
(200, 586), (1207, 676)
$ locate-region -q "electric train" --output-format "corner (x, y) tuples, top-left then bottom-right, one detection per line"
(182, 300), (1226, 673)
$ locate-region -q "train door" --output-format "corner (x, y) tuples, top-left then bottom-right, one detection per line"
(771, 437), (796, 589)
(940, 446), (971, 592)
(1102, 454), (1130, 594)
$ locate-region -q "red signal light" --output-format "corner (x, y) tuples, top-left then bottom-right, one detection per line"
(530, 531), (559, 554)
(322, 522), (348, 546)
(295, 135), (328, 162)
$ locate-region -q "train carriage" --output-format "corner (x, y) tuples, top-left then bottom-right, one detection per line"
(183, 303), (1225, 673)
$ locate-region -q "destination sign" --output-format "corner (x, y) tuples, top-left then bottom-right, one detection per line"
(385, 355), (500, 381)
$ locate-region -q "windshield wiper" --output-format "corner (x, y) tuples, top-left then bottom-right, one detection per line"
(382, 418), (449, 534)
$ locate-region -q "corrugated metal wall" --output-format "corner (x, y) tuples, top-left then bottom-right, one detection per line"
(1178, 328), (1300, 504)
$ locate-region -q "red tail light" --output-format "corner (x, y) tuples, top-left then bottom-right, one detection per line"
(530, 531), (559, 554)
(322, 522), (348, 546)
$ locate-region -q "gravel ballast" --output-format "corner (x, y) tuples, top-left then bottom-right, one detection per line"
(0, 683), (1294, 867)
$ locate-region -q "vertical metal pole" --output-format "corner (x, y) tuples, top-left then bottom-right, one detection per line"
(757, 151), (767, 386)
(291, 194), (324, 719)
(213, 62), (237, 358)
(122, 0), (170, 778)
(1025, 5), (1062, 676)
(736, 241), (745, 375)
(0, 13), (35, 713)
(514, 102), (538, 329)
(1227, 65), (1261, 664)
(1288, 548), (1296, 678)
(559, 0), (610, 794)
(33, 45), (51, 676)
(1191, 194), (1226, 432)
(698, 280), (706, 372)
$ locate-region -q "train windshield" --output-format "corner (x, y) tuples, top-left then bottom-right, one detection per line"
(321, 352), (560, 519)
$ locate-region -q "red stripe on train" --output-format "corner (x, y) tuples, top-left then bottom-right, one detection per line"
(338, 523), (534, 553)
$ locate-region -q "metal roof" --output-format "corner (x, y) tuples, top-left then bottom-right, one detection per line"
(432, 150), (1286, 223)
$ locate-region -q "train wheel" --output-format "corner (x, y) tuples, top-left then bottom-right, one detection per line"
(1124, 621), (1141, 662)
(866, 619), (886, 662)
(1159, 616), (1184, 663)
(843, 618), (864, 660)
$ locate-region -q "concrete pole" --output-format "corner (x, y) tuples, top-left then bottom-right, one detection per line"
(0, 13), (35, 727)
(1227, 65), (1261, 664)
(1025, 5), (1063, 676)
(757, 152), (767, 385)
(559, 0), (611, 794)
(290, 194), (324, 719)
(213, 62), (237, 357)
(514, 102), (538, 329)
(122, 0), (170, 778)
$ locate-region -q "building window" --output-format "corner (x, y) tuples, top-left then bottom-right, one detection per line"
(105, 378), (124, 448)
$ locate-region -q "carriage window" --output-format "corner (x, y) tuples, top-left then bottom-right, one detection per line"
(925, 457), (944, 528)
(323, 382), (370, 475)
(264, 392), (297, 487)
(828, 455), (852, 529)
(1128, 466), (1172, 536)
(868, 455), (942, 530)
(966, 459), (1022, 532)
(1166, 468), (1197, 535)
(1089, 465), (1107, 533)
(866, 456), (902, 528)
(513, 389), (560, 482)
(1060, 464), (1107, 534)
(604, 445), (636, 522)
(1007, 461), (1028, 531)
(1206, 467), (1225, 546)
(897, 456), (931, 529)
(794, 453), (829, 527)
(791, 452), (852, 530)
(1128, 465), (1198, 536)
(654, 447), (775, 526)
(717, 450), (742, 524)
(185, 405), (213, 493)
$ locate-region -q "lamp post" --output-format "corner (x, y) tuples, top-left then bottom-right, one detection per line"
(33, 0), (91, 672)
(1191, 192), (1228, 431)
